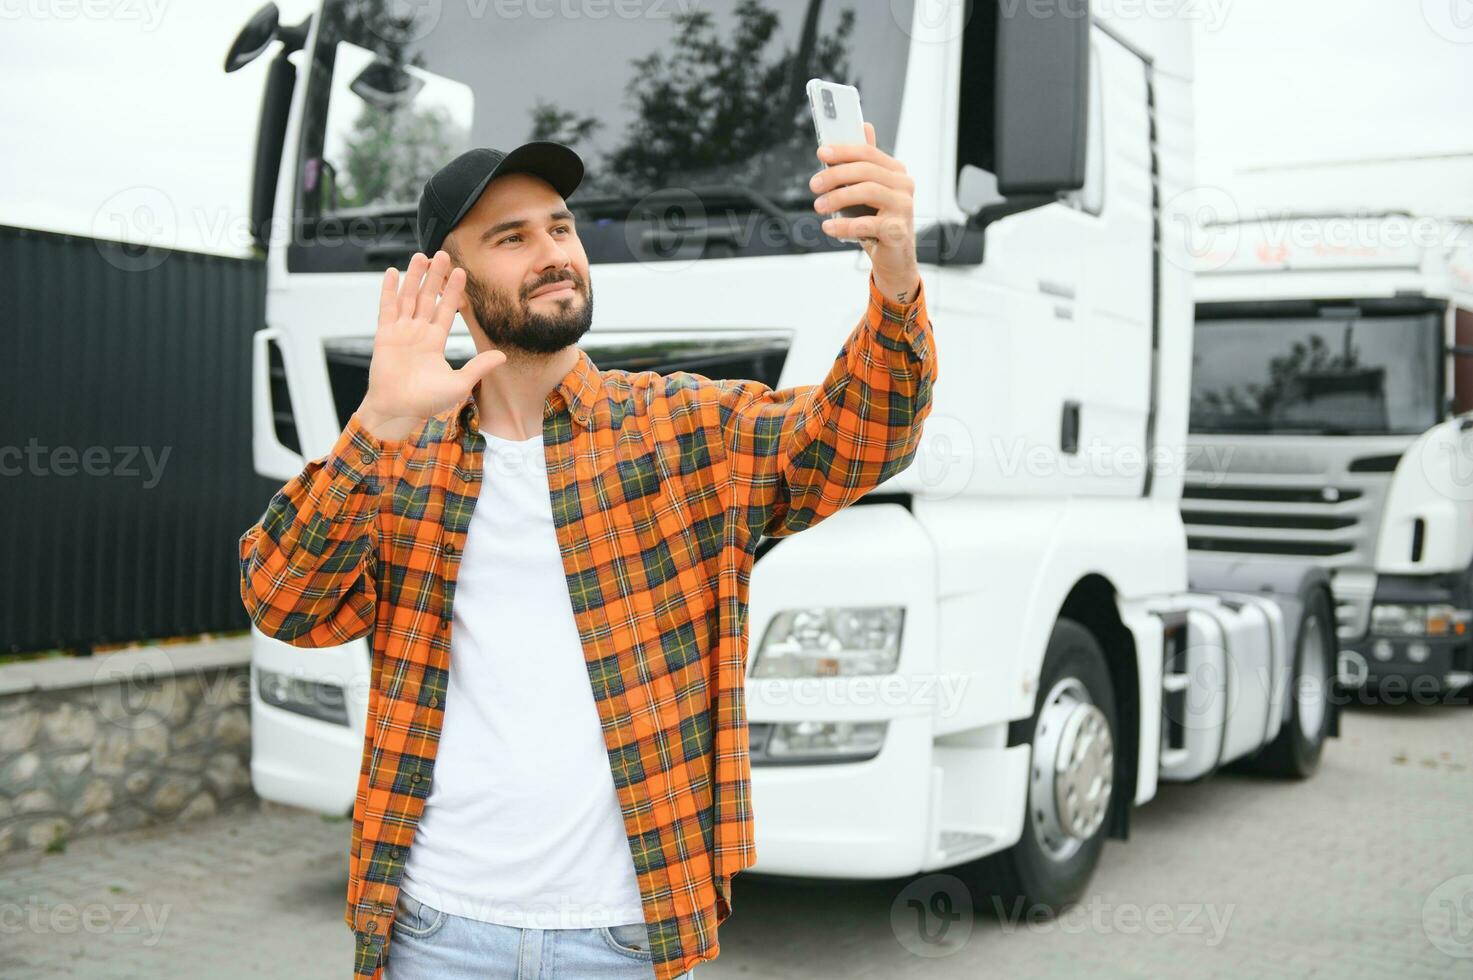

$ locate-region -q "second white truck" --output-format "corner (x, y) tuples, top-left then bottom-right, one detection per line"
(1186, 157), (1473, 703)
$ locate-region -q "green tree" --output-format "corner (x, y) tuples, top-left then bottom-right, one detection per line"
(607, 0), (854, 189)
(525, 0), (856, 198)
(337, 101), (464, 209)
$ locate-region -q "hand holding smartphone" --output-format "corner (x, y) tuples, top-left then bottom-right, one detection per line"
(806, 78), (878, 244)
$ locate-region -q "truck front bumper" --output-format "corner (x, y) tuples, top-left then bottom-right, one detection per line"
(248, 626), (368, 815)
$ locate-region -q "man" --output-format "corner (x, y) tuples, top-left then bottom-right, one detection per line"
(238, 128), (936, 980)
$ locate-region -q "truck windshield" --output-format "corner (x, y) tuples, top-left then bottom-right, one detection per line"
(290, 0), (913, 271)
(1190, 311), (1443, 435)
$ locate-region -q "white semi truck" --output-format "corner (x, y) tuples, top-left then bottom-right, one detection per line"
(1185, 162), (1473, 702)
(228, 0), (1334, 909)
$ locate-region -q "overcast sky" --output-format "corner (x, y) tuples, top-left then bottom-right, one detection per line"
(1, 0), (1469, 256)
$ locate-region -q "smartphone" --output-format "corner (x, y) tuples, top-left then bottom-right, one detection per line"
(806, 78), (877, 243)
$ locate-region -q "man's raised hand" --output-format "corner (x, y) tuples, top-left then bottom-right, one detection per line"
(354, 250), (506, 443)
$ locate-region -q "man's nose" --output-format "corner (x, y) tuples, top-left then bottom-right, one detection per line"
(531, 230), (573, 274)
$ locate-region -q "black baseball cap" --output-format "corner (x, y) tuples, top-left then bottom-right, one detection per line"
(415, 141), (585, 256)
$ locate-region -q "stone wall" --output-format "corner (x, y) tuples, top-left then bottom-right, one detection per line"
(0, 637), (255, 855)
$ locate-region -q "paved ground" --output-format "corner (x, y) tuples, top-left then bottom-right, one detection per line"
(3, 700), (1471, 979)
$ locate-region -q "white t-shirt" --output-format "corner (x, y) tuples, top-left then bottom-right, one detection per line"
(400, 430), (646, 929)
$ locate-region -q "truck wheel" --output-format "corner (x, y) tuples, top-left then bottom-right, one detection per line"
(1246, 588), (1335, 779)
(967, 618), (1117, 913)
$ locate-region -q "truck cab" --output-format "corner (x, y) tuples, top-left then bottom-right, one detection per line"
(1186, 177), (1473, 700)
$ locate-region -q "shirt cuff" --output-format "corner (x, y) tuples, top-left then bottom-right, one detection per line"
(865, 271), (931, 363)
(314, 412), (400, 520)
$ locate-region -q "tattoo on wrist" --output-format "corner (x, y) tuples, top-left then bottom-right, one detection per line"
(895, 290), (909, 304)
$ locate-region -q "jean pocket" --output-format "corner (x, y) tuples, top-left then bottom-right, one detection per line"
(601, 921), (654, 959)
(393, 891), (446, 940)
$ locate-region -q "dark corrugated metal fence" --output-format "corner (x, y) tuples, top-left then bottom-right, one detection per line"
(0, 225), (278, 653)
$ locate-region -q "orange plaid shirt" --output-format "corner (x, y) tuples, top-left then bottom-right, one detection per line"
(238, 271), (936, 979)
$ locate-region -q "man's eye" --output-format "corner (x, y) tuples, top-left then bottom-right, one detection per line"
(553, 225), (570, 234)
(500, 234), (520, 245)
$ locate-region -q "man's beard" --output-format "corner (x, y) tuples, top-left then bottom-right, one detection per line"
(463, 267), (593, 356)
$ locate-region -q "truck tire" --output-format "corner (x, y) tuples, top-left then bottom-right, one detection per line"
(966, 617), (1117, 913)
(1245, 587), (1335, 779)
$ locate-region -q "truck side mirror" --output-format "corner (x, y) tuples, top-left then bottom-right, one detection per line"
(919, 2), (1090, 267)
(224, 2), (280, 73)
(993, 1), (1090, 195)
(223, 5), (312, 253)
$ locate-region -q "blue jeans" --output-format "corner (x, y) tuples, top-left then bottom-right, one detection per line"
(383, 890), (696, 980)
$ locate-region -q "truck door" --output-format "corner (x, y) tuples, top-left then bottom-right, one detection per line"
(946, 26), (1153, 501)
(1070, 34), (1155, 498)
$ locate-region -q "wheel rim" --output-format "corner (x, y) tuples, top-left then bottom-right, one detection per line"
(1030, 676), (1114, 862)
(1296, 613), (1329, 739)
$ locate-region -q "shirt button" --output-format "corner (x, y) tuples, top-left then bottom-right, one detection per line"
(366, 920), (378, 933)
(411, 774), (422, 784)
(391, 848), (403, 860)
(359, 451), (374, 464)
(429, 696), (439, 708)
(444, 542), (457, 557)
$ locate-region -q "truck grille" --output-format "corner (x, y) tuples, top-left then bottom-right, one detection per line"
(1182, 481), (1379, 562)
(1182, 436), (1414, 639)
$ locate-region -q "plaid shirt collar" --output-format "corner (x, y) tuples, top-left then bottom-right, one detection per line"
(448, 344), (601, 440)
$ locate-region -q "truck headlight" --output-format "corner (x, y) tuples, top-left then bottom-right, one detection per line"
(257, 668), (350, 726)
(1371, 603), (1470, 638)
(751, 720), (887, 764)
(751, 606), (904, 678)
